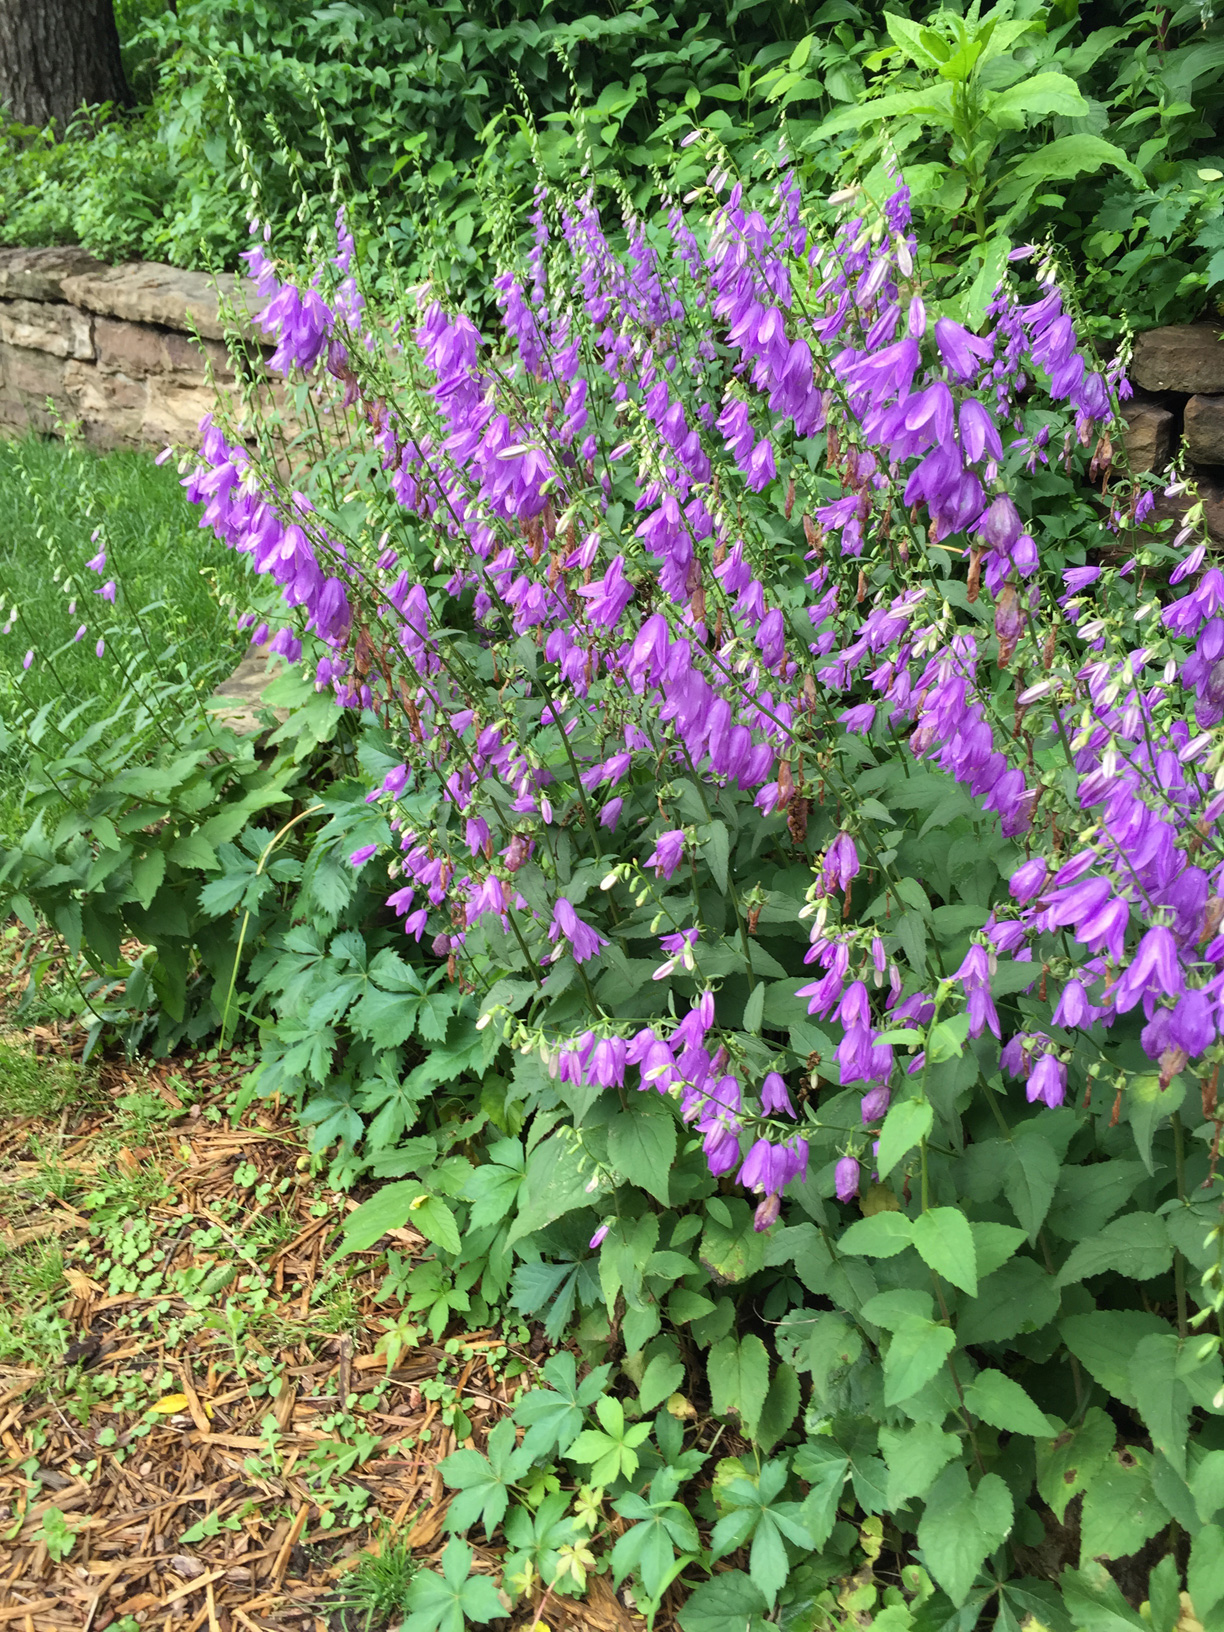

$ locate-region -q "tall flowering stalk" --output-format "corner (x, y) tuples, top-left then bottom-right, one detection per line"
(184, 170), (1217, 1230)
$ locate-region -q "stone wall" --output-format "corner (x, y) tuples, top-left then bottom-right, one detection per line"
(0, 246), (265, 450)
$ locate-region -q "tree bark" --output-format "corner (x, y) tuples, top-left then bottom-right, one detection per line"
(0, 0), (131, 132)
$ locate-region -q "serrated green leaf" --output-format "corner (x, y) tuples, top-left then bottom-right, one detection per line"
(912, 1207), (977, 1295)
(964, 1368), (1057, 1436)
(917, 1465), (1013, 1607)
(877, 1098), (933, 1178)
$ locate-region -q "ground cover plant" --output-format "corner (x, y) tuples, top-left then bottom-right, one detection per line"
(65, 126), (1217, 1629)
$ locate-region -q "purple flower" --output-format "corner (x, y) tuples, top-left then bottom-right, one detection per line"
(761, 1071), (795, 1116)
(96, 580), (117, 603)
(753, 1193), (782, 1232)
(1026, 1052), (1066, 1109)
(1009, 857), (1047, 902)
(1111, 925), (1185, 1014)
(349, 844), (379, 868)
(95, 639), (105, 657)
(600, 798), (623, 831)
(381, 764), (408, 796)
(834, 1155), (860, 1203)
(860, 1084), (890, 1124)
(935, 317), (993, 381)
(589, 1224), (610, 1250)
(823, 832), (860, 893)
(21, 649), (32, 670)
(85, 549), (106, 574)
(646, 829), (686, 879)
(549, 897), (608, 964)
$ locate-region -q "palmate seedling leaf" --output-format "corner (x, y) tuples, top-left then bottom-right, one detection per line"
(514, 1354), (611, 1460)
(677, 1570), (769, 1632)
(964, 1369), (1057, 1435)
(1036, 1407), (1116, 1522)
(440, 1419), (534, 1538)
(405, 1537), (507, 1632)
(917, 1465), (1013, 1607)
(1079, 1450), (1168, 1564)
(911, 1207), (977, 1295)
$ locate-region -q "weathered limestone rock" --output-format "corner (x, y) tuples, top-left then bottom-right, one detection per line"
(0, 340), (72, 432)
(93, 316), (231, 381)
(1132, 325), (1224, 395)
(62, 360), (145, 448)
(208, 647), (290, 734)
(1185, 395), (1224, 465)
(1122, 400), (1176, 472)
(0, 245), (104, 302)
(143, 377), (221, 447)
(61, 262), (265, 343)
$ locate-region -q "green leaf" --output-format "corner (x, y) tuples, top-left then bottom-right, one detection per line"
(708, 1334), (770, 1438)
(964, 1369), (1057, 1436)
(1079, 1450), (1168, 1564)
(742, 981), (765, 1035)
(339, 1180), (419, 1253)
(639, 1354), (685, 1414)
(1189, 1526), (1224, 1627)
(131, 847), (166, 911)
(793, 1441), (851, 1546)
(607, 1095), (676, 1206)
(971, 1222), (1026, 1279)
(1003, 1131), (1060, 1240)
(1062, 1312), (1174, 1408)
(703, 820), (730, 894)
(1059, 1562), (1147, 1632)
(883, 1314), (956, 1406)
(405, 1537), (507, 1632)
(1128, 1074), (1187, 1175)
(839, 1212), (914, 1258)
(1009, 133), (1145, 190)
(413, 1196), (461, 1257)
(880, 1420), (960, 1508)
(1191, 1450), (1224, 1524)
(677, 1570), (769, 1632)
(1057, 1213), (1172, 1286)
(987, 70), (1088, 127)
(440, 1419), (533, 1537)
(917, 1465), (1013, 1607)
(168, 831), (219, 871)
(507, 1134), (597, 1247)
(911, 1207), (977, 1295)
(877, 1098), (933, 1179)
(756, 1362), (800, 1455)
(956, 1256), (1060, 1347)
(1036, 1407), (1116, 1522)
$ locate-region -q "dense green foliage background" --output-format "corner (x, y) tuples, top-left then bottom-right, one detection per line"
(3, 0), (1224, 331)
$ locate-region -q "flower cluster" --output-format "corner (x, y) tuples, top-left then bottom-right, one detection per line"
(183, 154), (1211, 1226)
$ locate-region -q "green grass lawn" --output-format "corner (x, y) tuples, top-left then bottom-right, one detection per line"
(0, 434), (252, 834)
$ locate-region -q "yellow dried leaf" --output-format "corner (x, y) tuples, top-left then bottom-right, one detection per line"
(63, 1268), (103, 1298)
(666, 1393), (696, 1419)
(860, 1183), (900, 1215)
(149, 1394), (191, 1415)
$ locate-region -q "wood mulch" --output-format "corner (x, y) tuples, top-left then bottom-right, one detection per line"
(0, 1046), (648, 1632)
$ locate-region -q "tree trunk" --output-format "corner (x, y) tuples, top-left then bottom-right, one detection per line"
(0, 0), (131, 133)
